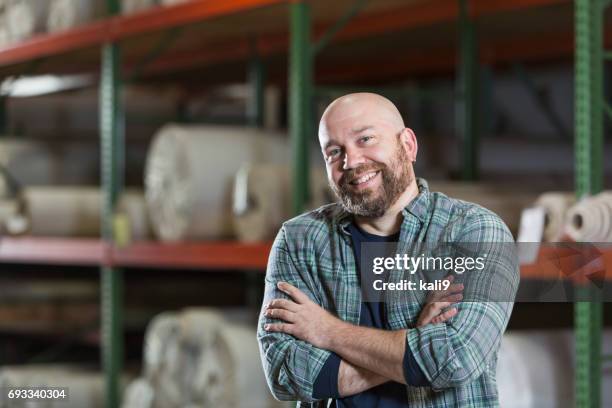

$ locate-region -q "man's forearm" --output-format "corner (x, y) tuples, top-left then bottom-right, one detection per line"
(338, 360), (389, 397)
(329, 321), (407, 384)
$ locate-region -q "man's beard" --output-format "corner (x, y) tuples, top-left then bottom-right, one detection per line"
(330, 143), (413, 218)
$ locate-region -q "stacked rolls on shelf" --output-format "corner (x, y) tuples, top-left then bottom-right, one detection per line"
(2, 187), (152, 240)
(121, 0), (157, 14)
(232, 164), (333, 242)
(144, 125), (289, 242)
(564, 192), (612, 242)
(123, 308), (286, 408)
(534, 192), (576, 242)
(47, 0), (105, 33)
(5, 0), (49, 43)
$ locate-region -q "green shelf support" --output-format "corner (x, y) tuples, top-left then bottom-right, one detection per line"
(289, 1), (312, 215)
(100, 1), (124, 407)
(574, 0), (605, 407)
(456, 0), (479, 181)
(248, 52), (266, 128)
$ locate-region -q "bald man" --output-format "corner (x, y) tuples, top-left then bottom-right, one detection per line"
(258, 93), (518, 408)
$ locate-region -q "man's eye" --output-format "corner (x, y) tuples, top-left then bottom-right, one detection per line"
(327, 149), (340, 159)
(360, 136), (373, 143)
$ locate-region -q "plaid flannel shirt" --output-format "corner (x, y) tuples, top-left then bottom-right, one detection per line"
(257, 178), (519, 407)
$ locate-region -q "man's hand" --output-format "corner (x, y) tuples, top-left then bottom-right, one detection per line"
(264, 282), (341, 349)
(416, 275), (463, 327)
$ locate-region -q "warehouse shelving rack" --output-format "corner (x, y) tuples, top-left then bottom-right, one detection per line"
(0, 0), (608, 406)
(574, 0), (610, 406)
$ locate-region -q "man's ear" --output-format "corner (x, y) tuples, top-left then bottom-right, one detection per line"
(401, 128), (418, 161)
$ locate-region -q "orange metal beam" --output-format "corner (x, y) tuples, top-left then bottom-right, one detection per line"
(312, 0), (570, 46)
(0, 237), (272, 270)
(136, 0), (573, 79)
(0, 0), (286, 67)
(0, 237), (105, 266)
(112, 241), (272, 270)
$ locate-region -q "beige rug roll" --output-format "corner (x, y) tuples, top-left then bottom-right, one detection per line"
(232, 164), (290, 243)
(565, 192), (612, 242)
(7, 187), (151, 239)
(6, 0), (49, 43)
(145, 125), (288, 242)
(534, 192), (575, 242)
(233, 165), (334, 242)
(47, 0), (105, 33)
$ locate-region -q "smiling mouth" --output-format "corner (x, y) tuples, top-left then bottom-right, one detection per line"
(349, 170), (380, 186)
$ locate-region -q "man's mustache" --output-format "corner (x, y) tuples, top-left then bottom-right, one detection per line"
(339, 163), (385, 188)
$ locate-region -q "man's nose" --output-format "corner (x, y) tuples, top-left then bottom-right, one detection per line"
(342, 148), (365, 170)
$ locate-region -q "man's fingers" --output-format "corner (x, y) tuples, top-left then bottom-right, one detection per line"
(431, 307), (458, 324)
(418, 301), (451, 327)
(277, 282), (309, 304)
(265, 308), (296, 323)
(266, 298), (299, 312)
(438, 293), (463, 303)
(264, 323), (294, 335)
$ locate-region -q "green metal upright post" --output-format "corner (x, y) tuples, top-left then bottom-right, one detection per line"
(100, 1), (124, 407)
(456, 0), (479, 181)
(574, 0), (605, 406)
(289, 1), (312, 215)
(248, 53), (266, 128)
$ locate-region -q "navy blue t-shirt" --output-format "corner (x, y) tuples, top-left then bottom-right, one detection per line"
(312, 223), (429, 407)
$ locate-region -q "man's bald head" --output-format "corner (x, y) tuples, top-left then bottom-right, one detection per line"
(319, 93), (405, 143)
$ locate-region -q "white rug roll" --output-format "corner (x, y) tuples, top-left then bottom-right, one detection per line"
(47, 0), (105, 33)
(138, 308), (282, 407)
(6, 0), (49, 43)
(145, 125), (288, 242)
(122, 378), (154, 408)
(8, 187), (151, 239)
(564, 192), (612, 242)
(534, 192), (575, 242)
(122, 0), (158, 14)
(232, 164), (333, 242)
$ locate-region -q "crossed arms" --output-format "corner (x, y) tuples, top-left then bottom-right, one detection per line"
(257, 218), (518, 402)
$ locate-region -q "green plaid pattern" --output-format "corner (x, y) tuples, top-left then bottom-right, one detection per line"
(257, 178), (519, 407)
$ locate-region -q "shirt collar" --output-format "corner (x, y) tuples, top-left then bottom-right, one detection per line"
(335, 177), (431, 234)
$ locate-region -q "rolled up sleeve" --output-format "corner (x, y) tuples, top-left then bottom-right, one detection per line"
(257, 227), (332, 402)
(406, 211), (519, 390)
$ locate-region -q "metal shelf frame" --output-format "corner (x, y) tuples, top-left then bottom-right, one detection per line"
(574, 0), (609, 406)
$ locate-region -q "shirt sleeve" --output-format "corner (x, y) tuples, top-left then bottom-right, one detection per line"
(257, 226), (333, 402)
(406, 210), (519, 391)
(312, 353), (341, 399)
(403, 338), (429, 386)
